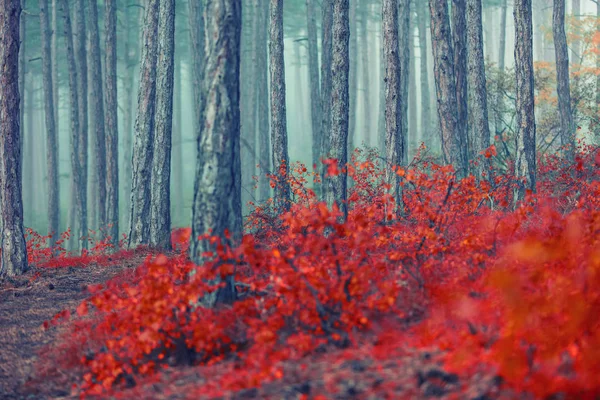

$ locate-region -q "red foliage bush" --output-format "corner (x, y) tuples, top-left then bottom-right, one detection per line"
(40, 144), (600, 399)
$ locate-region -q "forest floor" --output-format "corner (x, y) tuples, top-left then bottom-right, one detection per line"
(0, 257), (506, 400)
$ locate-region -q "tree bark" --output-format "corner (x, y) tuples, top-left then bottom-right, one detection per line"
(52, 0), (58, 138)
(104, 0), (118, 248)
(553, 0), (574, 158)
(88, 0), (107, 230)
(40, 0), (60, 247)
(417, 1), (431, 148)
(399, 0), (410, 166)
(256, 0), (270, 202)
(513, 0), (537, 195)
(383, 0), (404, 211)
(467, 0), (491, 174)
(18, 0), (26, 176)
(188, 0), (205, 133)
(571, 0), (580, 62)
(0, 0), (28, 276)
(429, 0), (466, 177)
(408, 4), (418, 156)
(269, 0), (291, 212)
(348, 0), (357, 158)
(320, 0), (333, 180)
(129, 0), (159, 248)
(150, 0), (175, 250)
(495, 0), (508, 136)
(359, 10), (370, 144)
(306, 0), (321, 171)
(191, 0), (242, 307)
(325, 0), (350, 220)
(74, 0), (88, 250)
(240, 4), (255, 212)
(451, 0), (469, 171)
(172, 43), (183, 226)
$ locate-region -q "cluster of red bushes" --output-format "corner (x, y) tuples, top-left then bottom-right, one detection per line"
(36, 143), (600, 398)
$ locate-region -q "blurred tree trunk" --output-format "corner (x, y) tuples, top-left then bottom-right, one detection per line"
(325, 0), (350, 220)
(320, 0), (333, 181)
(172, 44), (183, 227)
(256, 0), (270, 202)
(571, 0), (580, 63)
(359, 9), (370, 145)
(553, 0), (574, 158)
(306, 0), (321, 171)
(40, 0), (60, 247)
(409, 5), (418, 157)
(150, 0), (175, 250)
(88, 62), (97, 231)
(25, 85), (34, 225)
(429, 0), (465, 177)
(0, 0), (28, 276)
(52, 0), (58, 138)
(451, 0), (469, 171)
(348, 0), (357, 159)
(294, 42), (307, 143)
(191, 0), (242, 307)
(377, 20), (385, 154)
(60, 0), (85, 251)
(417, 1), (431, 149)
(129, 0), (159, 248)
(240, 4), (255, 213)
(269, 0), (290, 212)
(19, 0), (26, 176)
(484, 5), (494, 62)
(188, 0), (204, 133)
(74, 0), (88, 250)
(104, 0), (118, 248)
(399, 0), (410, 166)
(495, 0), (508, 136)
(383, 0), (404, 211)
(88, 0), (106, 231)
(513, 0), (537, 197)
(467, 0), (490, 175)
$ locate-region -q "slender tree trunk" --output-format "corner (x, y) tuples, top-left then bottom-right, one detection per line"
(88, 0), (106, 230)
(417, 2), (431, 148)
(150, 0), (175, 250)
(59, 0), (84, 251)
(429, 0), (466, 177)
(256, 0), (270, 202)
(383, 0), (405, 211)
(88, 46), (97, 231)
(104, 0), (118, 248)
(467, 0), (491, 175)
(359, 10), (370, 144)
(294, 42), (307, 144)
(325, 0), (350, 220)
(191, 0), (242, 307)
(188, 0), (205, 133)
(129, 0), (159, 248)
(399, 0), (410, 166)
(25, 84), (34, 225)
(306, 0), (321, 171)
(452, 0), (469, 170)
(320, 0), (334, 179)
(571, 0), (580, 63)
(513, 0), (537, 195)
(495, 0), (508, 136)
(533, 0), (543, 62)
(0, 0), (28, 276)
(377, 22), (386, 154)
(553, 0), (574, 157)
(19, 0), (26, 176)
(484, 5), (494, 62)
(409, 5), (418, 157)
(40, 0), (60, 246)
(172, 46), (183, 227)
(74, 0), (88, 250)
(348, 0), (357, 158)
(269, 0), (290, 212)
(52, 0), (58, 136)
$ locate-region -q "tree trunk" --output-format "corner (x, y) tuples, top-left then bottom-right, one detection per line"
(571, 0), (580, 62)
(553, 0), (574, 157)
(325, 0), (350, 220)
(191, 0), (242, 307)
(409, 5), (418, 157)
(74, 0), (88, 250)
(467, 0), (491, 174)
(188, 0), (205, 133)
(40, 0), (60, 247)
(306, 0), (321, 171)
(24, 84), (34, 225)
(495, 0), (508, 136)
(429, 0), (466, 177)
(417, 1), (431, 149)
(150, 0), (175, 250)
(359, 10), (370, 145)
(129, 0), (159, 248)
(320, 0), (333, 179)
(59, 0), (84, 251)
(513, 0), (537, 196)
(256, 0), (270, 202)
(399, 0), (410, 166)
(52, 0), (58, 137)
(377, 21), (386, 154)
(0, 0), (28, 276)
(383, 0), (404, 211)
(172, 44), (183, 227)
(269, 0), (291, 212)
(18, 0), (26, 176)
(348, 0), (357, 158)
(88, 0), (106, 231)
(451, 0), (469, 171)
(104, 0), (118, 248)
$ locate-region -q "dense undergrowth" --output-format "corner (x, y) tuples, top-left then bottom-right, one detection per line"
(26, 143), (600, 399)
